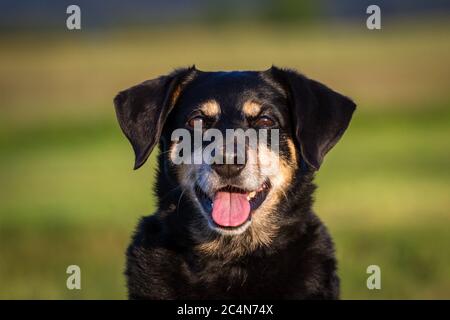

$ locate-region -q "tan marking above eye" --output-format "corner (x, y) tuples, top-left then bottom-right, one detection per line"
(200, 100), (220, 117)
(243, 101), (262, 117)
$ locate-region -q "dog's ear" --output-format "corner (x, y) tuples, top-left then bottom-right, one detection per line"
(270, 67), (356, 170)
(114, 67), (197, 169)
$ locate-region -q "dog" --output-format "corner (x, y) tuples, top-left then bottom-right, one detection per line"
(114, 66), (355, 299)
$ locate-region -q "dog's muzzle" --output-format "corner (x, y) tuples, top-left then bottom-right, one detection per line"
(194, 179), (271, 230)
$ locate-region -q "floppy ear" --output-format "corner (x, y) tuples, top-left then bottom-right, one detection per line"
(271, 67), (356, 170)
(114, 67), (197, 169)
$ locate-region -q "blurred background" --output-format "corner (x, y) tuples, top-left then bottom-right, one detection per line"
(0, 0), (449, 299)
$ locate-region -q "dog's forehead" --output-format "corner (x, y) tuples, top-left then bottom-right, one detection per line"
(190, 71), (266, 93)
(178, 71), (282, 114)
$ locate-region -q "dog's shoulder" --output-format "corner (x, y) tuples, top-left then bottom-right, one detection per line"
(290, 211), (340, 299)
(130, 212), (166, 248)
(125, 210), (185, 299)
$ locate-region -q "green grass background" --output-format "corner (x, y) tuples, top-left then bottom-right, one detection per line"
(0, 22), (449, 299)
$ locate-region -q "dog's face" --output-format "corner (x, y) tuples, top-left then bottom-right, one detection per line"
(165, 71), (296, 235)
(114, 66), (355, 238)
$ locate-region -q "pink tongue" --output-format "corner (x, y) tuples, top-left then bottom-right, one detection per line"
(211, 191), (251, 227)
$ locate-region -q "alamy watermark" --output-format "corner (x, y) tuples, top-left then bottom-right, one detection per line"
(66, 5), (81, 30)
(366, 265), (381, 290)
(66, 265), (81, 290)
(170, 122), (280, 169)
(366, 5), (381, 30)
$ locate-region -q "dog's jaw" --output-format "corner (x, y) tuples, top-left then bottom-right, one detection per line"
(192, 181), (272, 235)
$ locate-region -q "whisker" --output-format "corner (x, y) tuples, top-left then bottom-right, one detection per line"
(158, 149), (173, 156)
(279, 187), (289, 201)
(159, 185), (182, 202)
(176, 174), (203, 215)
(176, 188), (187, 215)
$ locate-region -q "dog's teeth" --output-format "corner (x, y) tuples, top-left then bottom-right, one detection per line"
(248, 191), (256, 200)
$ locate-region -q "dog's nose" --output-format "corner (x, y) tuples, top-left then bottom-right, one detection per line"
(212, 155), (245, 178)
(212, 163), (245, 178)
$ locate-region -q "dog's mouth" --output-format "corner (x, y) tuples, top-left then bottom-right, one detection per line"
(194, 180), (271, 230)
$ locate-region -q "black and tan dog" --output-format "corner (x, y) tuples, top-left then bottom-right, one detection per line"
(114, 66), (355, 299)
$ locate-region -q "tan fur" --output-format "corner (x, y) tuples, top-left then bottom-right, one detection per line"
(286, 138), (298, 166)
(200, 100), (220, 117)
(171, 85), (183, 106)
(242, 101), (262, 117)
(170, 71), (198, 107)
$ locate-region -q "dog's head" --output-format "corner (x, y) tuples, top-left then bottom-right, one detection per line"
(114, 66), (355, 239)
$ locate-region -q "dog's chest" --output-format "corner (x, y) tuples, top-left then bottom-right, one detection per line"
(175, 251), (301, 299)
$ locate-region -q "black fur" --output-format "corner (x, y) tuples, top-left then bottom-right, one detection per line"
(114, 66), (356, 299)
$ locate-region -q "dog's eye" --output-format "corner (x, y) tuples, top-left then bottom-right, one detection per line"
(187, 116), (205, 129)
(253, 116), (276, 128)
